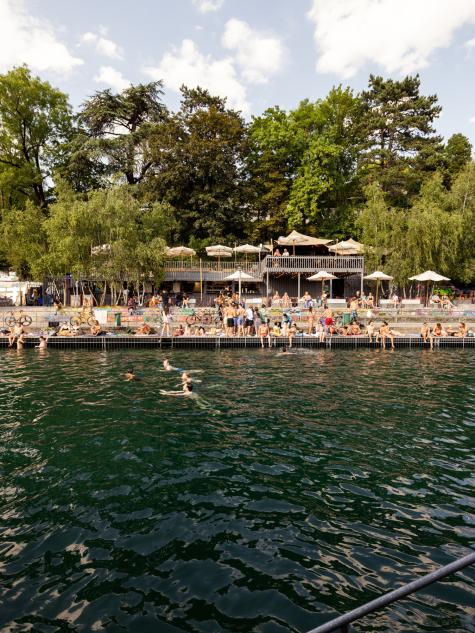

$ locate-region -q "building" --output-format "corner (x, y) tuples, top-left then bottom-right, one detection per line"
(163, 253), (365, 302)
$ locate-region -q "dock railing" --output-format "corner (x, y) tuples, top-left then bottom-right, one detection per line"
(306, 550), (475, 633)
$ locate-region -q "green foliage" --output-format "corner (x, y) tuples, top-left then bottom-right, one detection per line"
(0, 66), (72, 207)
(146, 86), (250, 243)
(63, 81), (167, 188)
(0, 202), (47, 278)
(41, 187), (167, 284)
(0, 65), (473, 286)
(356, 74), (442, 205)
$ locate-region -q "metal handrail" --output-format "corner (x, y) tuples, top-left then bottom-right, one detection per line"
(306, 551), (475, 633)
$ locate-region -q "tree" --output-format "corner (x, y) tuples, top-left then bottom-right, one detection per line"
(448, 162), (475, 282)
(41, 186), (168, 302)
(0, 66), (73, 207)
(443, 133), (472, 187)
(63, 82), (168, 189)
(356, 75), (443, 206)
(247, 105), (307, 240)
(286, 87), (362, 235)
(147, 86), (250, 243)
(0, 202), (48, 278)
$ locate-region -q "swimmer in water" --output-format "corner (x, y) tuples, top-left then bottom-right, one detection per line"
(124, 367), (136, 381)
(163, 358), (183, 372)
(36, 335), (48, 349)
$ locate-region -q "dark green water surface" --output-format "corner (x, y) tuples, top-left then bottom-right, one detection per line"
(0, 349), (474, 632)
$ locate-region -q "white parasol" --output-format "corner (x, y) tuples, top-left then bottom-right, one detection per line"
(206, 245), (233, 269)
(165, 246), (196, 267)
(409, 270), (450, 306)
(329, 238), (365, 256)
(364, 270), (393, 306)
(277, 230), (332, 255)
(307, 270), (337, 297)
(224, 270), (259, 302)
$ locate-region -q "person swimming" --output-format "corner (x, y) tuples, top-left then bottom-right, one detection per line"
(124, 367), (136, 381)
(163, 358), (183, 372)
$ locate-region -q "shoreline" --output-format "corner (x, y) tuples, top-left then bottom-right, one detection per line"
(2, 335), (474, 349)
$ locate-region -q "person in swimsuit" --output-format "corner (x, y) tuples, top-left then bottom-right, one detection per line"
(16, 333), (26, 349)
(8, 323), (24, 347)
(124, 367), (136, 381)
(432, 323), (446, 337)
(307, 307), (315, 335)
(420, 322), (433, 349)
(259, 320), (271, 348)
(163, 359), (183, 372)
(288, 321), (297, 348)
(36, 335), (48, 349)
(379, 321), (395, 349)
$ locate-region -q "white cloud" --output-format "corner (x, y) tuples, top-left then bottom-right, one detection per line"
(94, 66), (130, 92)
(465, 37), (475, 48)
(470, 116), (475, 123)
(308, 0), (475, 78)
(80, 31), (123, 60)
(192, 0), (224, 13)
(144, 39), (249, 113)
(0, 0), (82, 74)
(222, 18), (285, 84)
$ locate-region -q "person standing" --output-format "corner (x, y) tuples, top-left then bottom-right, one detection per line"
(161, 307), (172, 337)
(244, 305), (254, 336)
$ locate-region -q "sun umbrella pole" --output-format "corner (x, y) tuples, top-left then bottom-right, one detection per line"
(376, 280), (379, 307)
(200, 258), (203, 301)
(238, 274), (242, 303)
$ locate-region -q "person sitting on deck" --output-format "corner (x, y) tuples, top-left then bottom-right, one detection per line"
(367, 293), (374, 309)
(432, 323), (447, 337)
(273, 248), (281, 257)
(90, 323), (103, 336)
(149, 295), (159, 308)
(136, 323), (153, 335)
(420, 322), (433, 349)
(349, 321), (361, 335)
(282, 292), (291, 308)
(441, 296), (454, 309)
(302, 291), (313, 308)
(282, 248), (290, 257)
(272, 291), (281, 306)
(366, 320), (375, 342)
(173, 324), (185, 337)
(8, 323), (24, 347)
(378, 321), (395, 349)
(454, 322), (468, 337)
(272, 322), (281, 337)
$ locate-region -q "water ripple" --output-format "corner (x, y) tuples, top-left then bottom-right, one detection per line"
(0, 349), (474, 632)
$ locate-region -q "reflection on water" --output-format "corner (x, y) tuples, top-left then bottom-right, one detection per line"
(0, 349), (474, 632)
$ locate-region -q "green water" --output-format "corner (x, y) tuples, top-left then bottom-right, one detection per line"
(0, 349), (474, 632)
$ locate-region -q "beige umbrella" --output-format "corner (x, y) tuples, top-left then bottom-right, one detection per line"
(364, 270), (393, 306)
(307, 270), (337, 298)
(165, 246), (196, 267)
(409, 270), (450, 306)
(206, 245), (233, 269)
(233, 244), (263, 264)
(329, 239), (365, 255)
(224, 269), (259, 302)
(277, 230), (332, 255)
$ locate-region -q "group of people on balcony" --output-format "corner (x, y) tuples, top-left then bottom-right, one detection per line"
(273, 248), (290, 257)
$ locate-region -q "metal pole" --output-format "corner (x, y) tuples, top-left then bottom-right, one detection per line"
(360, 272), (364, 295)
(330, 278), (333, 299)
(200, 258), (203, 301)
(306, 550), (475, 633)
(266, 271), (269, 298)
(297, 272), (301, 300)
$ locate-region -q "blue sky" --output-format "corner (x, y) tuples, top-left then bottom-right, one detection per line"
(2, 0), (475, 146)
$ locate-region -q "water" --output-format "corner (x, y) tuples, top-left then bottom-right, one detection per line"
(0, 348), (474, 633)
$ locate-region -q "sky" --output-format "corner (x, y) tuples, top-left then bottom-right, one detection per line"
(2, 0), (475, 145)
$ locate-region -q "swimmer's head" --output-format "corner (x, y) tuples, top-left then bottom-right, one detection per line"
(282, 346), (287, 353)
